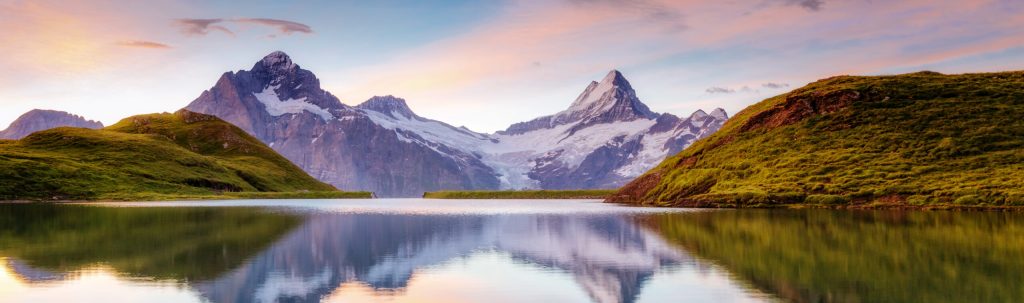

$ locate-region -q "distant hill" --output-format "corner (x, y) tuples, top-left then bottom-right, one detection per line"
(609, 71), (1024, 208)
(0, 110), (352, 201)
(0, 109), (103, 140)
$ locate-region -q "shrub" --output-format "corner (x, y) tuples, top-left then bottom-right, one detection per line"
(953, 195), (983, 205)
(805, 194), (850, 205)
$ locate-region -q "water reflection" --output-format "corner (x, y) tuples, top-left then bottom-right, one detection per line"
(5, 201), (1020, 303)
(648, 209), (1024, 303)
(0, 201), (767, 303)
(194, 214), (689, 303)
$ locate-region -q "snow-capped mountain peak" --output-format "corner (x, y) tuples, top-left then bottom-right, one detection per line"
(600, 69), (630, 88)
(710, 108), (729, 120)
(259, 51), (297, 72)
(357, 95), (418, 119)
(689, 109), (709, 121)
(560, 69), (652, 121)
(499, 70), (659, 136)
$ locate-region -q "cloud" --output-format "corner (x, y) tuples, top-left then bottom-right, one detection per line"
(790, 0), (824, 11)
(234, 18), (314, 35)
(705, 87), (735, 94)
(335, 0), (696, 102)
(174, 18), (234, 36)
(116, 40), (171, 49)
(707, 85), (761, 94)
(174, 18), (313, 37)
(761, 82), (789, 89)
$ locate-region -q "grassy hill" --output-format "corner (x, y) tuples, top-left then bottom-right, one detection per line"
(609, 71), (1024, 208)
(0, 110), (369, 201)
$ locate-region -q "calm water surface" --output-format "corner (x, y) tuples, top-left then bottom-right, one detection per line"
(0, 199), (1021, 303)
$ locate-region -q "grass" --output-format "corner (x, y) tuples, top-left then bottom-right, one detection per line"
(611, 70), (1024, 207)
(423, 189), (615, 199)
(0, 110), (369, 201)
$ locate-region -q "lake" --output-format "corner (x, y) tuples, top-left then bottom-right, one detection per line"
(0, 199), (1021, 303)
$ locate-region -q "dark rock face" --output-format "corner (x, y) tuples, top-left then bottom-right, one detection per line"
(184, 51), (726, 196)
(529, 135), (645, 189)
(185, 52), (499, 197)
(0, 109), (104, 140)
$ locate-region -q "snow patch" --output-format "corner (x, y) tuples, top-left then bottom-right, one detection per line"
(254, 269), (332, 303)
(253, 85), (334, 121)
(484, 119), (656, 188)
(355, 95), (721, 190)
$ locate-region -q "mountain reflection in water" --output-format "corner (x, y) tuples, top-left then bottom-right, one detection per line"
(0, 200), (766, 303)
(10, 200), (1018, 303)
(197, 214), (686, 303)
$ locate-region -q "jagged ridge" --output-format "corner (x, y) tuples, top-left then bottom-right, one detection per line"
(0, 109), (103, 140)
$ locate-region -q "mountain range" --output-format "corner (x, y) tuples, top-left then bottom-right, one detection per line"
(0, 109), (103, 140)
(185, 51), (727, 196)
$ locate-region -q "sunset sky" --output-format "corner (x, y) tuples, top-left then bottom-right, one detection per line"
(1, 0), (1022, 132)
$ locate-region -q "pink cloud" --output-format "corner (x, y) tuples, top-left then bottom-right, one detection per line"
(117, 40), (172, 49)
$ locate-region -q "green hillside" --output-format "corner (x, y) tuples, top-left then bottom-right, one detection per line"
(609, 71), (1024, 208)
(0, 110), (369, 201)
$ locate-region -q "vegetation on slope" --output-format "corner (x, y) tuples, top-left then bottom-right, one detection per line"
(0, 204), (301, 281)
(423, 189), (615, 199)
(647, 210), (1024, 302)
(0, 110), (370, 201)
(610, 71), (1024, 207)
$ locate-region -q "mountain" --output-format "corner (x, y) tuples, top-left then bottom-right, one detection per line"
(0, 110), (342, 200)
(499, 70), (657, 136)
(609, 71), (1024, 207)
(185, 51), (727, 196)
(484, 70), (728, 189)
(0, 109), (103, 139)
(185, 52), (499, 197)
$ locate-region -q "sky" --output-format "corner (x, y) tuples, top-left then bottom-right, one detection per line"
(1, 0), (1023, 133)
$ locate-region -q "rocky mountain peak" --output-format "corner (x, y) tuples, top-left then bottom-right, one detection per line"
(601, 69), (630, 88)
(357, 95), (418, 119)
(560, 69), (655, 124)
(689, 109), (709, 121)
(565, 70), (635, 112)
(710, 108), (729, 120)
(250, 51), (302, 86)
(499, 70), (658, 135)
(0, 109), (104, 140)
(258, 51), (296, 72)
